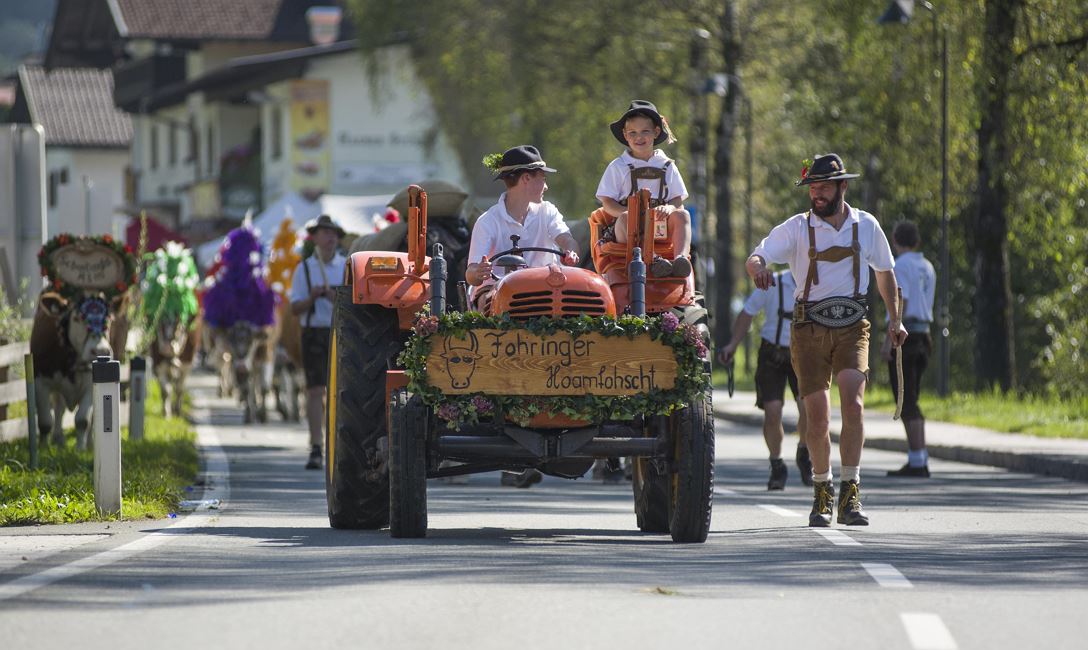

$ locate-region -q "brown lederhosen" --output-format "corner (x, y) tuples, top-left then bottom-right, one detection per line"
(790, 216), (871, 395)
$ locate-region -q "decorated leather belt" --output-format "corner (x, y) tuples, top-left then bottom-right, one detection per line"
(793, 297), (868, 328)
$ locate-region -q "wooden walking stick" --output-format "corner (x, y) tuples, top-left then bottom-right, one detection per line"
(893, 287), (905, 421)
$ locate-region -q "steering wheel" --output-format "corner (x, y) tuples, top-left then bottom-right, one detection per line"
(488, 235), (565, 280)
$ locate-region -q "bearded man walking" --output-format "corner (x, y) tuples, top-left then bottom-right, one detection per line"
(746, 153), (907, 526)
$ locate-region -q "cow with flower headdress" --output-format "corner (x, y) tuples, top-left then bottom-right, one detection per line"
(141, 241), (201, 418)
(30, 234), (137, 448)
(265, 217), (305, 422)
(202, 223), (277, 423)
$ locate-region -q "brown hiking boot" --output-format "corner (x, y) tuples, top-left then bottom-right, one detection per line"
(837, 480), (870, 526)
(809, 481), (835, 527)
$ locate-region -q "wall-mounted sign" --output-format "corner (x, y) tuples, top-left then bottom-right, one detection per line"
(289, 79), (331, 196)
(334, 162), (439, 189)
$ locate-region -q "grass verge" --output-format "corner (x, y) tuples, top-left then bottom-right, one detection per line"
(709, 337), (1086, 439)
(0, 380), (199, 525)
(861, 386), (1088, 439)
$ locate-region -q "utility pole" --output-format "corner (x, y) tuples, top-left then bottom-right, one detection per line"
(690, 28), (712, 315)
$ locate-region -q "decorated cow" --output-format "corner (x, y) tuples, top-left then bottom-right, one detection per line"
(142, 242), (201, 418)
(202, 224), (277, 423)
(266, 218), (305, 422)
(31, 234), (137, 448)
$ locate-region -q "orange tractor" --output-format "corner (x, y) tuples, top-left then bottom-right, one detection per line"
(325, 186), (713, 542)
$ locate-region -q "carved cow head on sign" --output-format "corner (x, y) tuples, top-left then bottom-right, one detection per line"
(440, 331), (482, 389)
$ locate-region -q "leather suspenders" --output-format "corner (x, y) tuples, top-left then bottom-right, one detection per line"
(801, 214), (861, 302)
(619, 160), (672, 207)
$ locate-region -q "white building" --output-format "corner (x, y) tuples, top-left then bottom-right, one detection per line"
(43, 0), (470, 248)
(7, 65), (132, 239)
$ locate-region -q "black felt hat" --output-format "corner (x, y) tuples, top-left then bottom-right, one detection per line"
(610, 100), (671, 146)
(305, 214), (346, 237)
(795, 153), (860, 186)
(491, 145), (557, 180)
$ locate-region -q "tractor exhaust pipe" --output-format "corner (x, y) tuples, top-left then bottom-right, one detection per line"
(630, 247), (646, 317)
(430, 242), (447, 315)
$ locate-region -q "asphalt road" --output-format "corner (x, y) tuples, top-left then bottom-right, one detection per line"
(2, 374), (1087, 650)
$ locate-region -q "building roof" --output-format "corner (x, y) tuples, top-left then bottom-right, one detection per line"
(17, 65), (132, 148)
(112, 0), (289, 40)
(46, 0), (354, 68)
(142, 39), (359, 111)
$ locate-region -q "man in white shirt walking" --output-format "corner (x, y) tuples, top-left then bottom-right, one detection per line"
(747, 153), (907, 527)
(718, 270), (812, 490)
(882, 220), (937, 477)
(289, 215), (347, 470)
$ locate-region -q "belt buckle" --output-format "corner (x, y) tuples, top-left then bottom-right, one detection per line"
(793, 303), (806, 323)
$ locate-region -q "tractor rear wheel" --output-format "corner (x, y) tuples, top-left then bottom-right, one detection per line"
(389, 390), (429, 538)
(667, 386), (714, 543)
(325, 286), (403, 529)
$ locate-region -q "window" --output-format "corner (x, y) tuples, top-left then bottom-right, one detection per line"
(206, 124), (214, 174)
(150, 123), (159, 171)
(271, 105), (283, 159)
(187, 116), (198, 168)
(48, 171), (58, 208)
(169, 123), (177, 166)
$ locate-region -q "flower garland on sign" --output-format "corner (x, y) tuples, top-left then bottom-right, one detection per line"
(38, 233), (138, 301)
(398, 310), (710, 429)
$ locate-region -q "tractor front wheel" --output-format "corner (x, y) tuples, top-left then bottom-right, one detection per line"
(389, 390), (429, 538)
(667, 386), (714, 543)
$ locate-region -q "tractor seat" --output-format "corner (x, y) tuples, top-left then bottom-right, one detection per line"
(589, 208), (676, 278)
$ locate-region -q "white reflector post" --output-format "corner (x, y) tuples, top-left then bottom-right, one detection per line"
(92, 356), (122, 516)
(129, 356), (146, 441)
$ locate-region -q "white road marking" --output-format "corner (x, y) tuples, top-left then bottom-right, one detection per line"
(812, 528), (862, 546)
(0, 423), (228, 602)
(758, 504), (804, 517)
(714, 487), (739, 497)
(863, 562), (913, 589)
(900, 612), (958, 649)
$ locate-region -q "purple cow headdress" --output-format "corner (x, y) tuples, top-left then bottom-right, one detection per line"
(202, 225), (276, 328)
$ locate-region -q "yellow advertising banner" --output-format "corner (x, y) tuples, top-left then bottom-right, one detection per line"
(425, 330), (678, 396)
(289, 79), (330, 196)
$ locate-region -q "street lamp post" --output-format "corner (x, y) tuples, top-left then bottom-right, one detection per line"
(879, 0), (951, 396)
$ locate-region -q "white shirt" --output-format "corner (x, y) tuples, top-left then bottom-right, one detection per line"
(893, 250), (936, 327)
(751, 204), (894, 302)
(289, 251), (347, 328)
(468, 193), (570, 271)
(742, 271), (796, 347)
(468, 193), (571, 287)
(595, 149), (688, 204)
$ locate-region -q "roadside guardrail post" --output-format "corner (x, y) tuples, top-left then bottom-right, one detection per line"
(92, 356), (122, 516)
(129, 356), (146, 441)
(24, 353), (38, 471)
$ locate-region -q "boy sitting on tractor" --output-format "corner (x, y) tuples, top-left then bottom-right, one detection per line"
(596, 100), (692, 278)
(466, 145), (581, 313)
